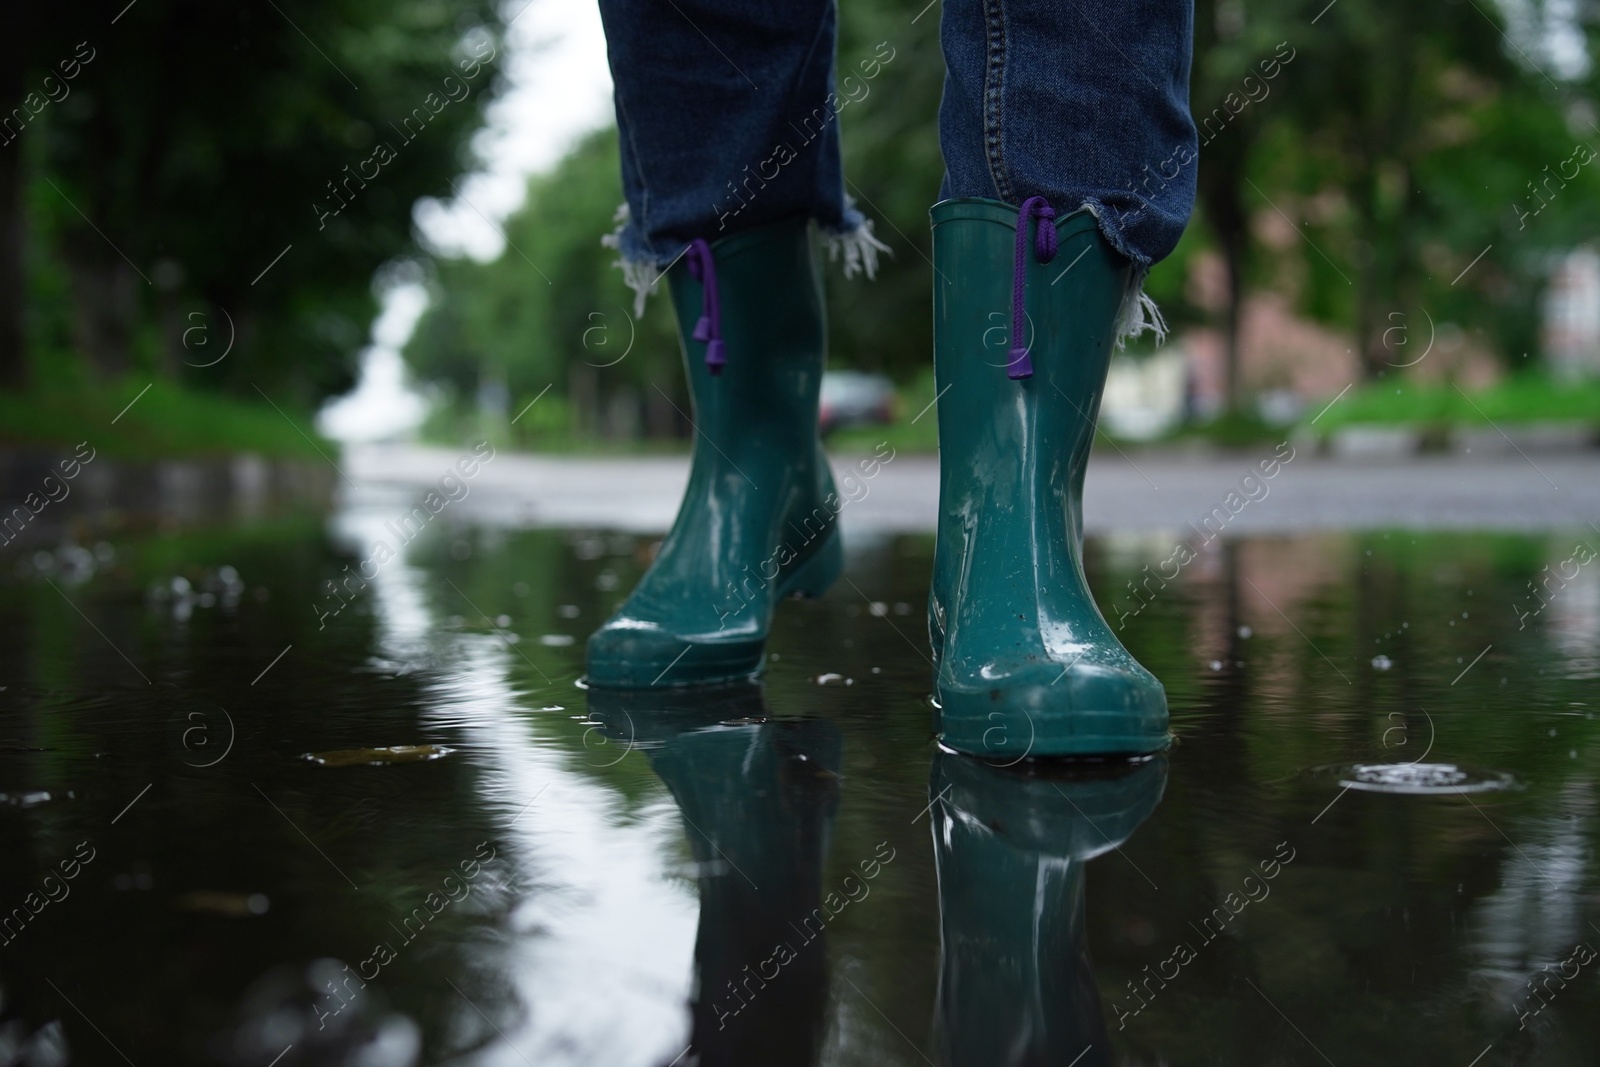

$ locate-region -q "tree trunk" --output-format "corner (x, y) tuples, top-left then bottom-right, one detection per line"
(1221, 225), (1246, 414)
(64, 238), (140, 378)
(0, 135), (25, 390)
(1199, 137), (1251, 414)
(0, 23), (27, 391)
(1353, 173), (1388, 382)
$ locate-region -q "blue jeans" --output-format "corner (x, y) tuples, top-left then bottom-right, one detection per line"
(599, 0), (1196, 324)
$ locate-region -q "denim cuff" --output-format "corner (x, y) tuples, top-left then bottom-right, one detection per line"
(603, 199), (890, 318)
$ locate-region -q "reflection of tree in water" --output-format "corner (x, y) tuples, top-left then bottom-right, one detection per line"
(0, 523), (522, 1066)
(1086, 530), (1600, 1062)
(0, 816), (72, 1061)
(1468, 782), (1594, 1022)
(1541, 546), (1600, 679)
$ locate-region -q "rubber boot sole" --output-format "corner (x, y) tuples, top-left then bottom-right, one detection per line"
(936, 695), (1171, 760)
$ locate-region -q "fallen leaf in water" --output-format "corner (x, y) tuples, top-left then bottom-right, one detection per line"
(301, 745), (455, 767)
(176, 891), (270, 916)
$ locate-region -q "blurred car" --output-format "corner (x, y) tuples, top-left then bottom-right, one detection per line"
(819, 371), (896, 435)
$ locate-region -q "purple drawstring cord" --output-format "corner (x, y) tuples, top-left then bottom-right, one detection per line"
(1009, 196), (1057, 379)
(685, 238), (726, 375)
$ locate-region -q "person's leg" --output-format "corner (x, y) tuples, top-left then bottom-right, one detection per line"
(596, 0), (886, 307)
(927, 1), (1196, 755)
(588, 1), (883, 687)
(938, 0), (1197, 329)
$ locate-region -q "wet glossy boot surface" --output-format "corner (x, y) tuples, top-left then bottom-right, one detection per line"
(586, 218), (841, 688)
(929, 198), (1169, 757)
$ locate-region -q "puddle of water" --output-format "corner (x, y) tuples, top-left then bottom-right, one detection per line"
(0, 516), (1596, 1065)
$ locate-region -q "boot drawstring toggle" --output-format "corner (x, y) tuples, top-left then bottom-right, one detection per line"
(1009, 196), (1057, 380)
(686, 238), (726, 375)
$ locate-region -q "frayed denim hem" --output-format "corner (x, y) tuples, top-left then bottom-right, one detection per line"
(1078, 200), (1168, 350)
(602, 200), (890, 318)
(600, 204), (663, 319)
(818, 198), (892, 280)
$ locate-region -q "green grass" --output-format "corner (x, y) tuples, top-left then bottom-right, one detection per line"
(827, 365), (940, 454)
(838, 373), (1600, 455)
(827, 370), (1291, 454)
(421, 371), (1600, 458)
(1306, 375), (1600, 433)
(419, 397), (692, 456)
(1166, 410), (1286, 448)
(0, 379), (334, 460)
(827, 414), (938, 455)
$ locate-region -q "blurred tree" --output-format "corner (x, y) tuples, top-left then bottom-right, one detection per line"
(1189, 0), (1292, 413)
(1247, 0), (1599, 378)
(4, 0), (500, 405)
(405, 0), (949, 441)
(0, 6), (44, 388)
(405, 0), (1600, 444)
(406, 129), (684, 444)
(828, 0), (945, 381)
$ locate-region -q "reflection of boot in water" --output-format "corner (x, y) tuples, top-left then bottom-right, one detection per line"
(588, 683), (840, 1067)
(930, 755), (1167, 1067)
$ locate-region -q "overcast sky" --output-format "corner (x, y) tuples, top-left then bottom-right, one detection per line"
(319, 1), (613, 442)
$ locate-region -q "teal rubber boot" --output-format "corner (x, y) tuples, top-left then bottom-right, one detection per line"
(929, 198), (1169, 757)
(930, 753), (1168, 1064)
(586, 217), (842, 688)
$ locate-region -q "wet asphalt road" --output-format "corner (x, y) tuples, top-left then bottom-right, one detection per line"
(344, 442), (1599, 534)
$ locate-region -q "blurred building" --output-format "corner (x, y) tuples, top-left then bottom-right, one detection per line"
(1542, 248), (1600, 380)
(1181, 291), (1359, 421)
(1100, 351), (1188, 440)
(1140, 249), (1531, 428)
